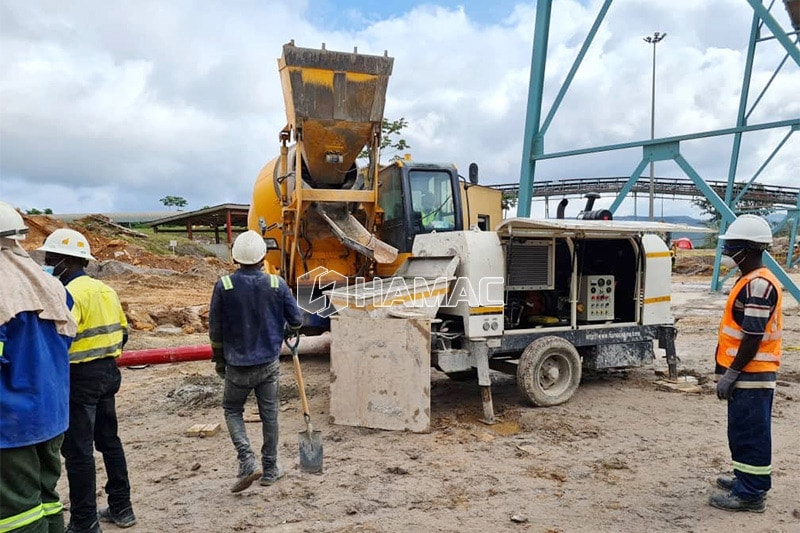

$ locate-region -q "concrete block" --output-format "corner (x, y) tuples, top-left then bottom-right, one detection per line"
(330, 317), (431, 432)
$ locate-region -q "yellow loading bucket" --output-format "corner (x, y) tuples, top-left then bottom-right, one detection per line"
(279, 42), (394, 186)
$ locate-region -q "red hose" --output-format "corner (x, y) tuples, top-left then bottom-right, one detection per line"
(117, 332), (331, 367)
(117, 345), (211, 366)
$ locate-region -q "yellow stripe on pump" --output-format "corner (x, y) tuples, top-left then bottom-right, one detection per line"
(469, 306), (504, 315)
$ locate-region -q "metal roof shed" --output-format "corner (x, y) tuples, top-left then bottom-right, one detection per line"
(146, 203), (250, 244)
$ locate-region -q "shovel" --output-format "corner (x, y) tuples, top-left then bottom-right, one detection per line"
(286, 331), (323, 474)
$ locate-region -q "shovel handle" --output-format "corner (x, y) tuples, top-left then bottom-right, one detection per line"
(287, 338), (312, 421)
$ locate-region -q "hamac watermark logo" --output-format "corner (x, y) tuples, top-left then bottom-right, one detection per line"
(295, 266), (348, 319)
(296, 267), (503, 319)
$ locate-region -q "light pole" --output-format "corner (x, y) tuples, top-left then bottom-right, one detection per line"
(643, 31), (666, 221)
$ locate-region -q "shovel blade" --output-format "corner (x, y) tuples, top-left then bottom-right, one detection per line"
(298, 430), (323, 474)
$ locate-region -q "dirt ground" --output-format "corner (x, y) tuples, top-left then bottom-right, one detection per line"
(22, 216), (796, 532)
(48, 271), (799, 533)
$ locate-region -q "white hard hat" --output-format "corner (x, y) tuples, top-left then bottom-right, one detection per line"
(231, 230), (267, 265)
(38, 228), (96, 260)
(719, 214), (773, 245)
(0, 200), (29, 240)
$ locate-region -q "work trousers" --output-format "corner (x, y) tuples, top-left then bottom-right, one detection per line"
(61, 357), (132, 529)
(0, 434), (64, 533)
(728, 387), (774, 500)
(223, 360), (280, 475)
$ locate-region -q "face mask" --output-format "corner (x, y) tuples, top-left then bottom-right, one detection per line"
(721, 246), (746, 267)
(42, 258), (65, 278)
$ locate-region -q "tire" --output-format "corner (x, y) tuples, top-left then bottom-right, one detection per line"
(517, 336), (582, 407)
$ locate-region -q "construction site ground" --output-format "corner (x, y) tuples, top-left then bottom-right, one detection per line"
(20, 216), (800, 532)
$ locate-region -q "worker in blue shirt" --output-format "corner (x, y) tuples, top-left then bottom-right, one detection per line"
(209, 230), (303, 493)
(0, 201), (77, 533)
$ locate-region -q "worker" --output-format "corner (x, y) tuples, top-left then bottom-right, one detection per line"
(39, 229), (137, 532)
(209, 230), (303, 493)
(420, 193), (439, 229)
(709, 214), (782, 513)
(0, 202), (76, 533)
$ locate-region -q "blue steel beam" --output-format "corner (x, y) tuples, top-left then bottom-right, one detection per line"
(608, 159), (650, 213)
(531, 118), (799, 161)
(725, 11), (759, 219)
(518, 0), (552, 218)
(539, 0), (613, 137)
(517, 1), (799, 299)
(674, 153), (800, 302)
(746, 0), (800, 66)
(732, 129), (795, 205)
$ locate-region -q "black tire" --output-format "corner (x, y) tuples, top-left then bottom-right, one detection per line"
(517, 336), (582, 407)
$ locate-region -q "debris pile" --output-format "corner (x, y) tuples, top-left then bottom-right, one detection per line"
(20, 214), (233, 333)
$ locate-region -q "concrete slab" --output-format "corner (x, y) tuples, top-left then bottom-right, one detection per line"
(329, 317), (431, 432)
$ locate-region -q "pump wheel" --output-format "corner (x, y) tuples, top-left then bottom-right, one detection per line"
(517, 336), (582, 407)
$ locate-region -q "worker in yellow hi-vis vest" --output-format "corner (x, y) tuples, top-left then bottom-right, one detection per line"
(39, 228), (136, 533)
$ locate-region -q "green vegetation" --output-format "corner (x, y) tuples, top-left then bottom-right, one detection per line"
(501, 191), (518, 214)
(160, 196), (188, 210)
(25, 208), (53, 215)
(691, 182), (774, 224)
(358, 117), (411, 161)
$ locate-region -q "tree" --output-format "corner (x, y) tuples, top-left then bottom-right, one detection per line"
(24, 208), (52, 215)
(501, 190), (519, 216)
(358, 117), (411, 161)
(691, 182), (775, 226)
(160, 196), (188, 211)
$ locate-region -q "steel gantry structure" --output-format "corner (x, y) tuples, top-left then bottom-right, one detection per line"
(518, 0), (800, 301)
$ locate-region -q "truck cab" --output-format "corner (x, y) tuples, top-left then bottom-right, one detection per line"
(376, 159), (502, 276)
(377, 161), (463, 253)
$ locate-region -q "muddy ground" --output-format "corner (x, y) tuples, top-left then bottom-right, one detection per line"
(19, 216), (796, 532)
(49, 270), (800, 533)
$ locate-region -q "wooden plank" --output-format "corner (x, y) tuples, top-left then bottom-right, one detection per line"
(185, 423), (221, 437)
(655, 380), (703, 394)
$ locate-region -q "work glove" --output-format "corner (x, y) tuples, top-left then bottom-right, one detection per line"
(215, 360), (226, 380)
(283, 324), (301, 341)
(212, 345), (226, 379)
(716, 368), (740, 400)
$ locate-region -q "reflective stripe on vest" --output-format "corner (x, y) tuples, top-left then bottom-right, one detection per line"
(716, 267), (782, 373)
(220, 274), (277, 291)
(0, 504), (45, 532)
(67, 276), (127, 364)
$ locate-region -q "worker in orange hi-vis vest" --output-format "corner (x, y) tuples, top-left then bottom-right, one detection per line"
(709, 214), (782, 514)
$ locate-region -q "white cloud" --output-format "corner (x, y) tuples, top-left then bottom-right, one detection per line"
(0, 0), (797, 219)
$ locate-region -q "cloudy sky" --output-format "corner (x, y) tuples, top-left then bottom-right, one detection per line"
(1, 0), (797, 218)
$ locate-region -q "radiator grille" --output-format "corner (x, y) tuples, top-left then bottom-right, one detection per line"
(506, 240), (554, 290)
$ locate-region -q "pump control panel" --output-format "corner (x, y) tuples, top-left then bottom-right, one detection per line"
(578, 275), (615, 321)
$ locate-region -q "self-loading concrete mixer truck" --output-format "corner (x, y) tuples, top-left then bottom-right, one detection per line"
(248, 41), (502, 330)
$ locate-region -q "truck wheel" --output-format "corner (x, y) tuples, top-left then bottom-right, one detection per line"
(517, 336), (581, 407)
